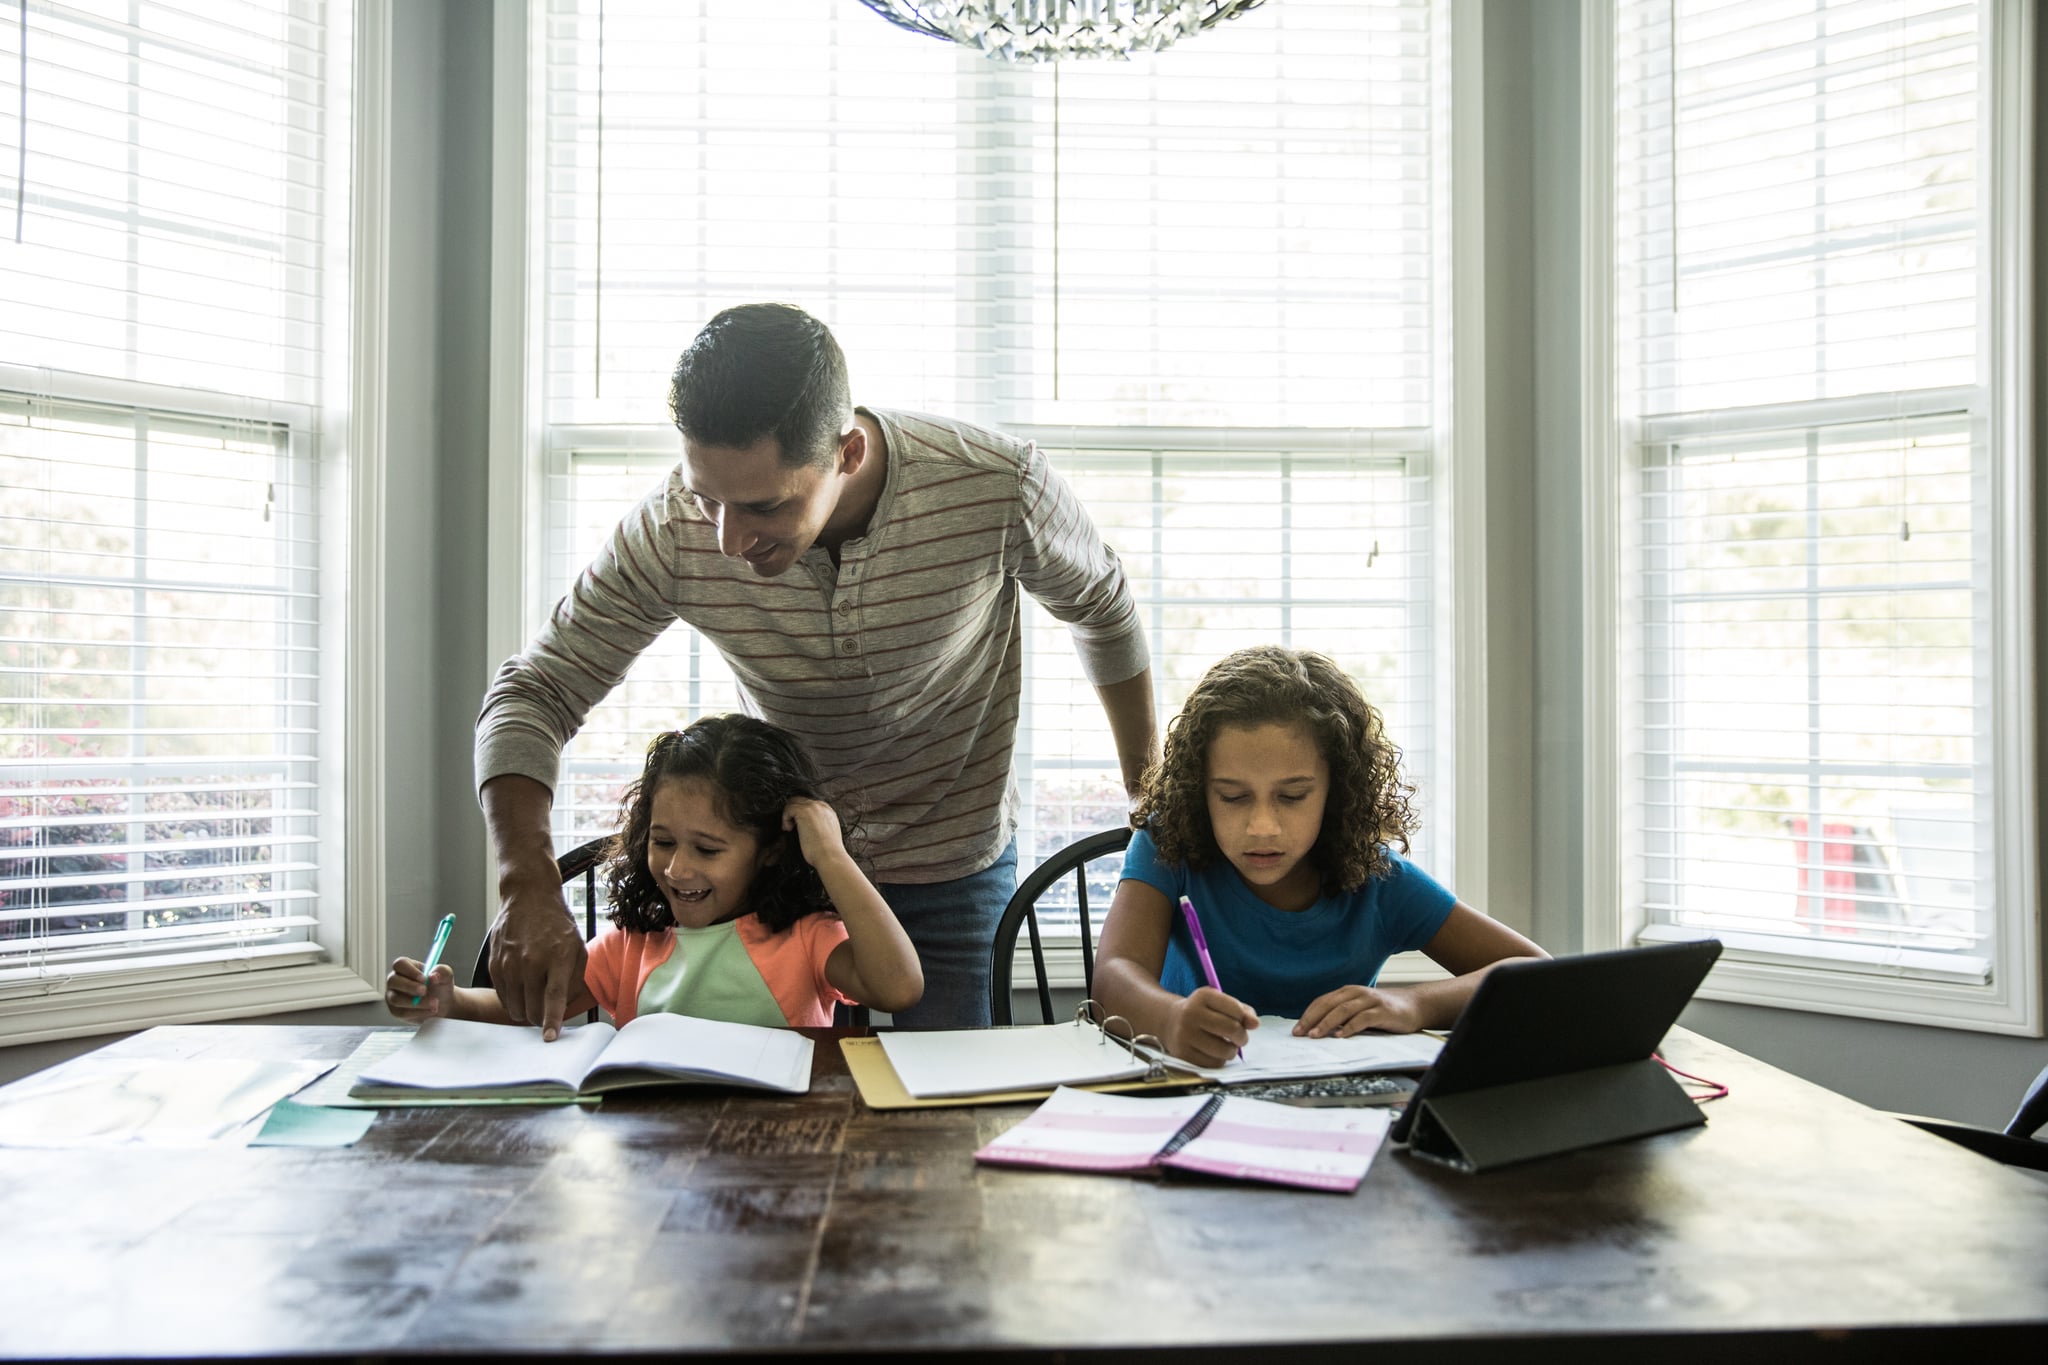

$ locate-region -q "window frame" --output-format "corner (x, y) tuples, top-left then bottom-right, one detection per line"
(999, 423), (1445, 893)
(0, 0), (392, 1046)
(484, 0), (1495, 987)
(0, 384), (325, 976)
(1579, 0), (2040, 1035)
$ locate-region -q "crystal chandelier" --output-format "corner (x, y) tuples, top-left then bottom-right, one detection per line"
(854, 1), (1268, 64)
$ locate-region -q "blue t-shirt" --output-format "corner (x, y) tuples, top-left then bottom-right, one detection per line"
(1118, 827), (1457, 1018)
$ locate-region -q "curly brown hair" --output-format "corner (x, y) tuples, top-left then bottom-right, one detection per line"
(604, 716), (861, 934)
(1130, 646), (1417, 894)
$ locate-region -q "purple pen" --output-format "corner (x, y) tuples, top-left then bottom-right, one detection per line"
(1178, 895), (1243, 1060)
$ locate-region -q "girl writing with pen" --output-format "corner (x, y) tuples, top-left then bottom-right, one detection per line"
(385, 715), (923, 1031)
(1093, 646), (1545, 1069)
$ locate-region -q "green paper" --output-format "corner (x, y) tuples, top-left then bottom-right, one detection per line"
(249, 1098), (378, 1147)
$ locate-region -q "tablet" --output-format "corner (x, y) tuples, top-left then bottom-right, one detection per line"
(1388, 938), (1722, 1145)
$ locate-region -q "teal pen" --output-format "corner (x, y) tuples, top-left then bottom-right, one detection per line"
(412, 913), (456, 1006)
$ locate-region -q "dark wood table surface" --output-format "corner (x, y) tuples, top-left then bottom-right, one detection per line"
(0, 1023), (2044, 1363)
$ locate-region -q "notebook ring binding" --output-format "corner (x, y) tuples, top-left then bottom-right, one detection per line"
(1075, 999), (1168, 1081)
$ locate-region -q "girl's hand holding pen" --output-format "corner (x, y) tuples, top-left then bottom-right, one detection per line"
(384, 957), (456, 1024)
(1166, 986), (1258, 1068)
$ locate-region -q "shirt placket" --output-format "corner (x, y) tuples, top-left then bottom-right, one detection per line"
(831, 554), (865, 679)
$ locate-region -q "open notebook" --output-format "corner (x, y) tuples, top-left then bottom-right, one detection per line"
(975, 1085), (1394, 1193)
(1141, 1016), (1444, 1084)
(349, 1015), (814, 1102)
(867, 1009), (1439, 1104)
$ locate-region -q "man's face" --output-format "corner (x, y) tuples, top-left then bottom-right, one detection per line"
(679, 433), (844, 578)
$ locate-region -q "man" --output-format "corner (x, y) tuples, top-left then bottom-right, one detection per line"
(477, 303), (1156, 1036)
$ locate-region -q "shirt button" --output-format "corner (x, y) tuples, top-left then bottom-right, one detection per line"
(840, 638), (858, 654)
(837, 600), (851, 615)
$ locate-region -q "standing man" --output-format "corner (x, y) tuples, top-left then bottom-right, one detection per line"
(477, 303), (1157, 1036)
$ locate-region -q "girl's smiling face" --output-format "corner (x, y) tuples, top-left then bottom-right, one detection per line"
(1204, 721), (1329, 911)
(645, 777), (769, 928)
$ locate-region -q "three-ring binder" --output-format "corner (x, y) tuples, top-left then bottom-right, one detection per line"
(1075, 998), (1171, 1083)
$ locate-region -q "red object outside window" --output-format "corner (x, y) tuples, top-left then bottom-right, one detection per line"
(1788, 818), (1859, 936)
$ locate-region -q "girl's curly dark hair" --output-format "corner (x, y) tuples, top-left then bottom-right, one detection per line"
(1130, 646), (1418, 894)
(603, 715), (858, 934)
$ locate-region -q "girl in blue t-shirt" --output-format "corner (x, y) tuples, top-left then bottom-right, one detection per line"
(1096, 646), (1546, 1068)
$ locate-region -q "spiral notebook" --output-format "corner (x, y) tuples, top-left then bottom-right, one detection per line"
(975, 1085), (1393, 1193)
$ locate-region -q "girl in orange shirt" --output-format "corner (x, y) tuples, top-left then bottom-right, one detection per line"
(386, 715), (922, 1029)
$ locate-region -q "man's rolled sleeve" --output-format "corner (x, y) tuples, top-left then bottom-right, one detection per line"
(473, 488), (681, 799)
(1010, 442), (1150, 687)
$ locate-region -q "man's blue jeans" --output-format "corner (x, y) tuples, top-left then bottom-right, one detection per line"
(878, 839), (1018, 1030)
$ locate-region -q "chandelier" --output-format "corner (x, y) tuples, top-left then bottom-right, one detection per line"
(854, 1), (1268, 64)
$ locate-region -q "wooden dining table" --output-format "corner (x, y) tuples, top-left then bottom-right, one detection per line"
(0, 1022), (2043, 1362)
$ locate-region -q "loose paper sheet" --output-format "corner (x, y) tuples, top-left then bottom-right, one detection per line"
(249, 1098), (379, 1147)
(0, 1057), (334, 1148)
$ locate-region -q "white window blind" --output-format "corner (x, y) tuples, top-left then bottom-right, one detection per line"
(0, 0), (343, 985)
(0, 0), (329, 407)
(531, 0), (1446, 892)
(1616, 0), (1997, 977)
(1008, 438), (1434, 884)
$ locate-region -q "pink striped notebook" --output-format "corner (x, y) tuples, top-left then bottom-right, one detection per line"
(974, 1085), (1392, 1193)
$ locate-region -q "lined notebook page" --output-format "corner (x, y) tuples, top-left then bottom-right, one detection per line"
(587, 1013), (813, 1094)
(356, 1019), (616, 1091)
(1154, 1018), (1443, 1083)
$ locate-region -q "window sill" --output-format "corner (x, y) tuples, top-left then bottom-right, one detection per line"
(1639, 923), (1990, 985)
(0, 958), (381, 1048)
(1637, 925), (2035, 1036)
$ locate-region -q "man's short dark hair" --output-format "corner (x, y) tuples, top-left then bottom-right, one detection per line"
(667, 303), (852, 468)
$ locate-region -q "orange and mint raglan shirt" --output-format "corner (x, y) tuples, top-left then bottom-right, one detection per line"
(582, 913), (852, 1028)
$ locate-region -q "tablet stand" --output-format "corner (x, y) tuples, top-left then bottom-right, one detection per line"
(1401, 1056), (1705, 1173)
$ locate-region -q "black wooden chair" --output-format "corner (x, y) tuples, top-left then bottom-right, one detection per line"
(989, 828), (1134, 1025)
(472, 835), (609, 1024)
(1893, 1063), (2048, 1173)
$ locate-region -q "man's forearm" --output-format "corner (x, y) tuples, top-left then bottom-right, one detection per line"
(1093, 668), (1160, 796)
(480, 772), (587, 1035)
(481, 773), (559, 892)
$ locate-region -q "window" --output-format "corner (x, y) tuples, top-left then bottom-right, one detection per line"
(0, 0), (379, 1040)
(502, 0), (1469, 944)
(1591, 0), (2036, 1030)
